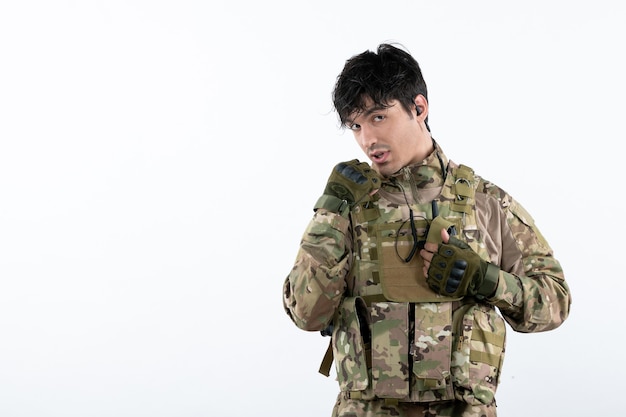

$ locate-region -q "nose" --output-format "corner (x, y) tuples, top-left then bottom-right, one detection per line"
(356, 124), (376, 150)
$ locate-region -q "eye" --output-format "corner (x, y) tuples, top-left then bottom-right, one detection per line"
(347, 123), (361, 131)
(373, 115), (385, 122)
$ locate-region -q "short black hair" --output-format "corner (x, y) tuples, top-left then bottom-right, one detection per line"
(332, 43), (429, 128)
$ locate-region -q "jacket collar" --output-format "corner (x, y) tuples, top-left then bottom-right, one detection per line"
(385, 139), (449, 190)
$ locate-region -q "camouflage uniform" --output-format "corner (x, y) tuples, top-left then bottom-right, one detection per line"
(283, 143), (571, 417)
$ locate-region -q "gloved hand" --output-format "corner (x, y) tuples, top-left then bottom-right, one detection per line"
(426, 236), (499, 299)
(314, 160), (382, 217)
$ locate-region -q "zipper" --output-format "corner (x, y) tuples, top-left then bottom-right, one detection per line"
(402, 167), (420, 205)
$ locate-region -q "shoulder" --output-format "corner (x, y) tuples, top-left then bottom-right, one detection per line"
(470, 169), (539, 231)
(475, 175), (512, 209)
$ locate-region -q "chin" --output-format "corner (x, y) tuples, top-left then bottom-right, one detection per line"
(375, 161), (394, 173)
(377, 166), (394, 178)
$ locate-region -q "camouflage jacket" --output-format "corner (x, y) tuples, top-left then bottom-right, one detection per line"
(283, 142), (571, 405)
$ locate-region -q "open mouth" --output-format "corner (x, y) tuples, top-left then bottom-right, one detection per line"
(371, 151), (388, 163)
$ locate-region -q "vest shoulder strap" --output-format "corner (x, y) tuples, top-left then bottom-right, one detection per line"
(448, 164), (477, 214)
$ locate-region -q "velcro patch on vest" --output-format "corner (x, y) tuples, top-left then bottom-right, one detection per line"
(373, 221), (462, 302)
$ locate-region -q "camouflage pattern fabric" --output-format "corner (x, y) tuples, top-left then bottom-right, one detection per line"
(451, 304), (505, 405)
(370, 301), (410, 398)
(283, 143), (571, 416)
(283, 209), (351, 332)
(333, 297), (369, 392)
(331, 396), (497, 417)
(411, 302), (454, 402)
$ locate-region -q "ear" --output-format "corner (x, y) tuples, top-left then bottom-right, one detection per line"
(413, 94), (429, 119)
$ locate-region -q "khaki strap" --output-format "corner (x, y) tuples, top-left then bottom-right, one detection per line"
(360, 294), (388, 305)
(422, 378), (443, 389)
(319, 341), (372, 378)
(318, 339), (334, 377)
(470, 351), (502, 369)
(471, 326), (505, 347)
(450, 164), (475, 214)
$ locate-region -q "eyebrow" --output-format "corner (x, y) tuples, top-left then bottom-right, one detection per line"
(346, 104), (389, 126)
(362, 104), (388, 117)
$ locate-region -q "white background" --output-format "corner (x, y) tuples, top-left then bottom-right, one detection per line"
(1, 1), (624, 416)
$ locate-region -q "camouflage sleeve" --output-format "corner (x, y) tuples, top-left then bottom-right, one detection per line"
(488, 197), (571, 333)
(282, 208), (352, 332)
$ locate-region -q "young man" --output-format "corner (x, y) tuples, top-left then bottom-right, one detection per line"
(282, 43), (571, 417)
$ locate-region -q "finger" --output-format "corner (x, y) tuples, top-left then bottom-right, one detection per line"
(440, 227), (450, 244)
(450, 267), (465, 279)
(422, 241), (438, 253)
(420, 248), (434, 261)
(445, 280), (460, 294)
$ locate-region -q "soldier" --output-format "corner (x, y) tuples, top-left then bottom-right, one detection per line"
(282, 43), (571, 417)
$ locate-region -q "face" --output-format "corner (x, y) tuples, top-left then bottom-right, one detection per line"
(345, 97), (433, 177)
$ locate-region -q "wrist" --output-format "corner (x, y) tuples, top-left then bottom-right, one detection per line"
(476, 263), (500, 300)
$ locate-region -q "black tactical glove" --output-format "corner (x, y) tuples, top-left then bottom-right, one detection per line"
(426, 236), (499, 299)
(314, 160), (382, 217)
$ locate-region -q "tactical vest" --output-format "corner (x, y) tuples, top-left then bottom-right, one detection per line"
(321, 164), (506, 406)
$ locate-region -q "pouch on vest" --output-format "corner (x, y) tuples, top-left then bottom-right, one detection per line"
(451, 304), (506, 405)
(332, 297), (369, 393)
(410, 302), (456, 402)
(370, 301), (410, 398)
(373, 219), (462, 302)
